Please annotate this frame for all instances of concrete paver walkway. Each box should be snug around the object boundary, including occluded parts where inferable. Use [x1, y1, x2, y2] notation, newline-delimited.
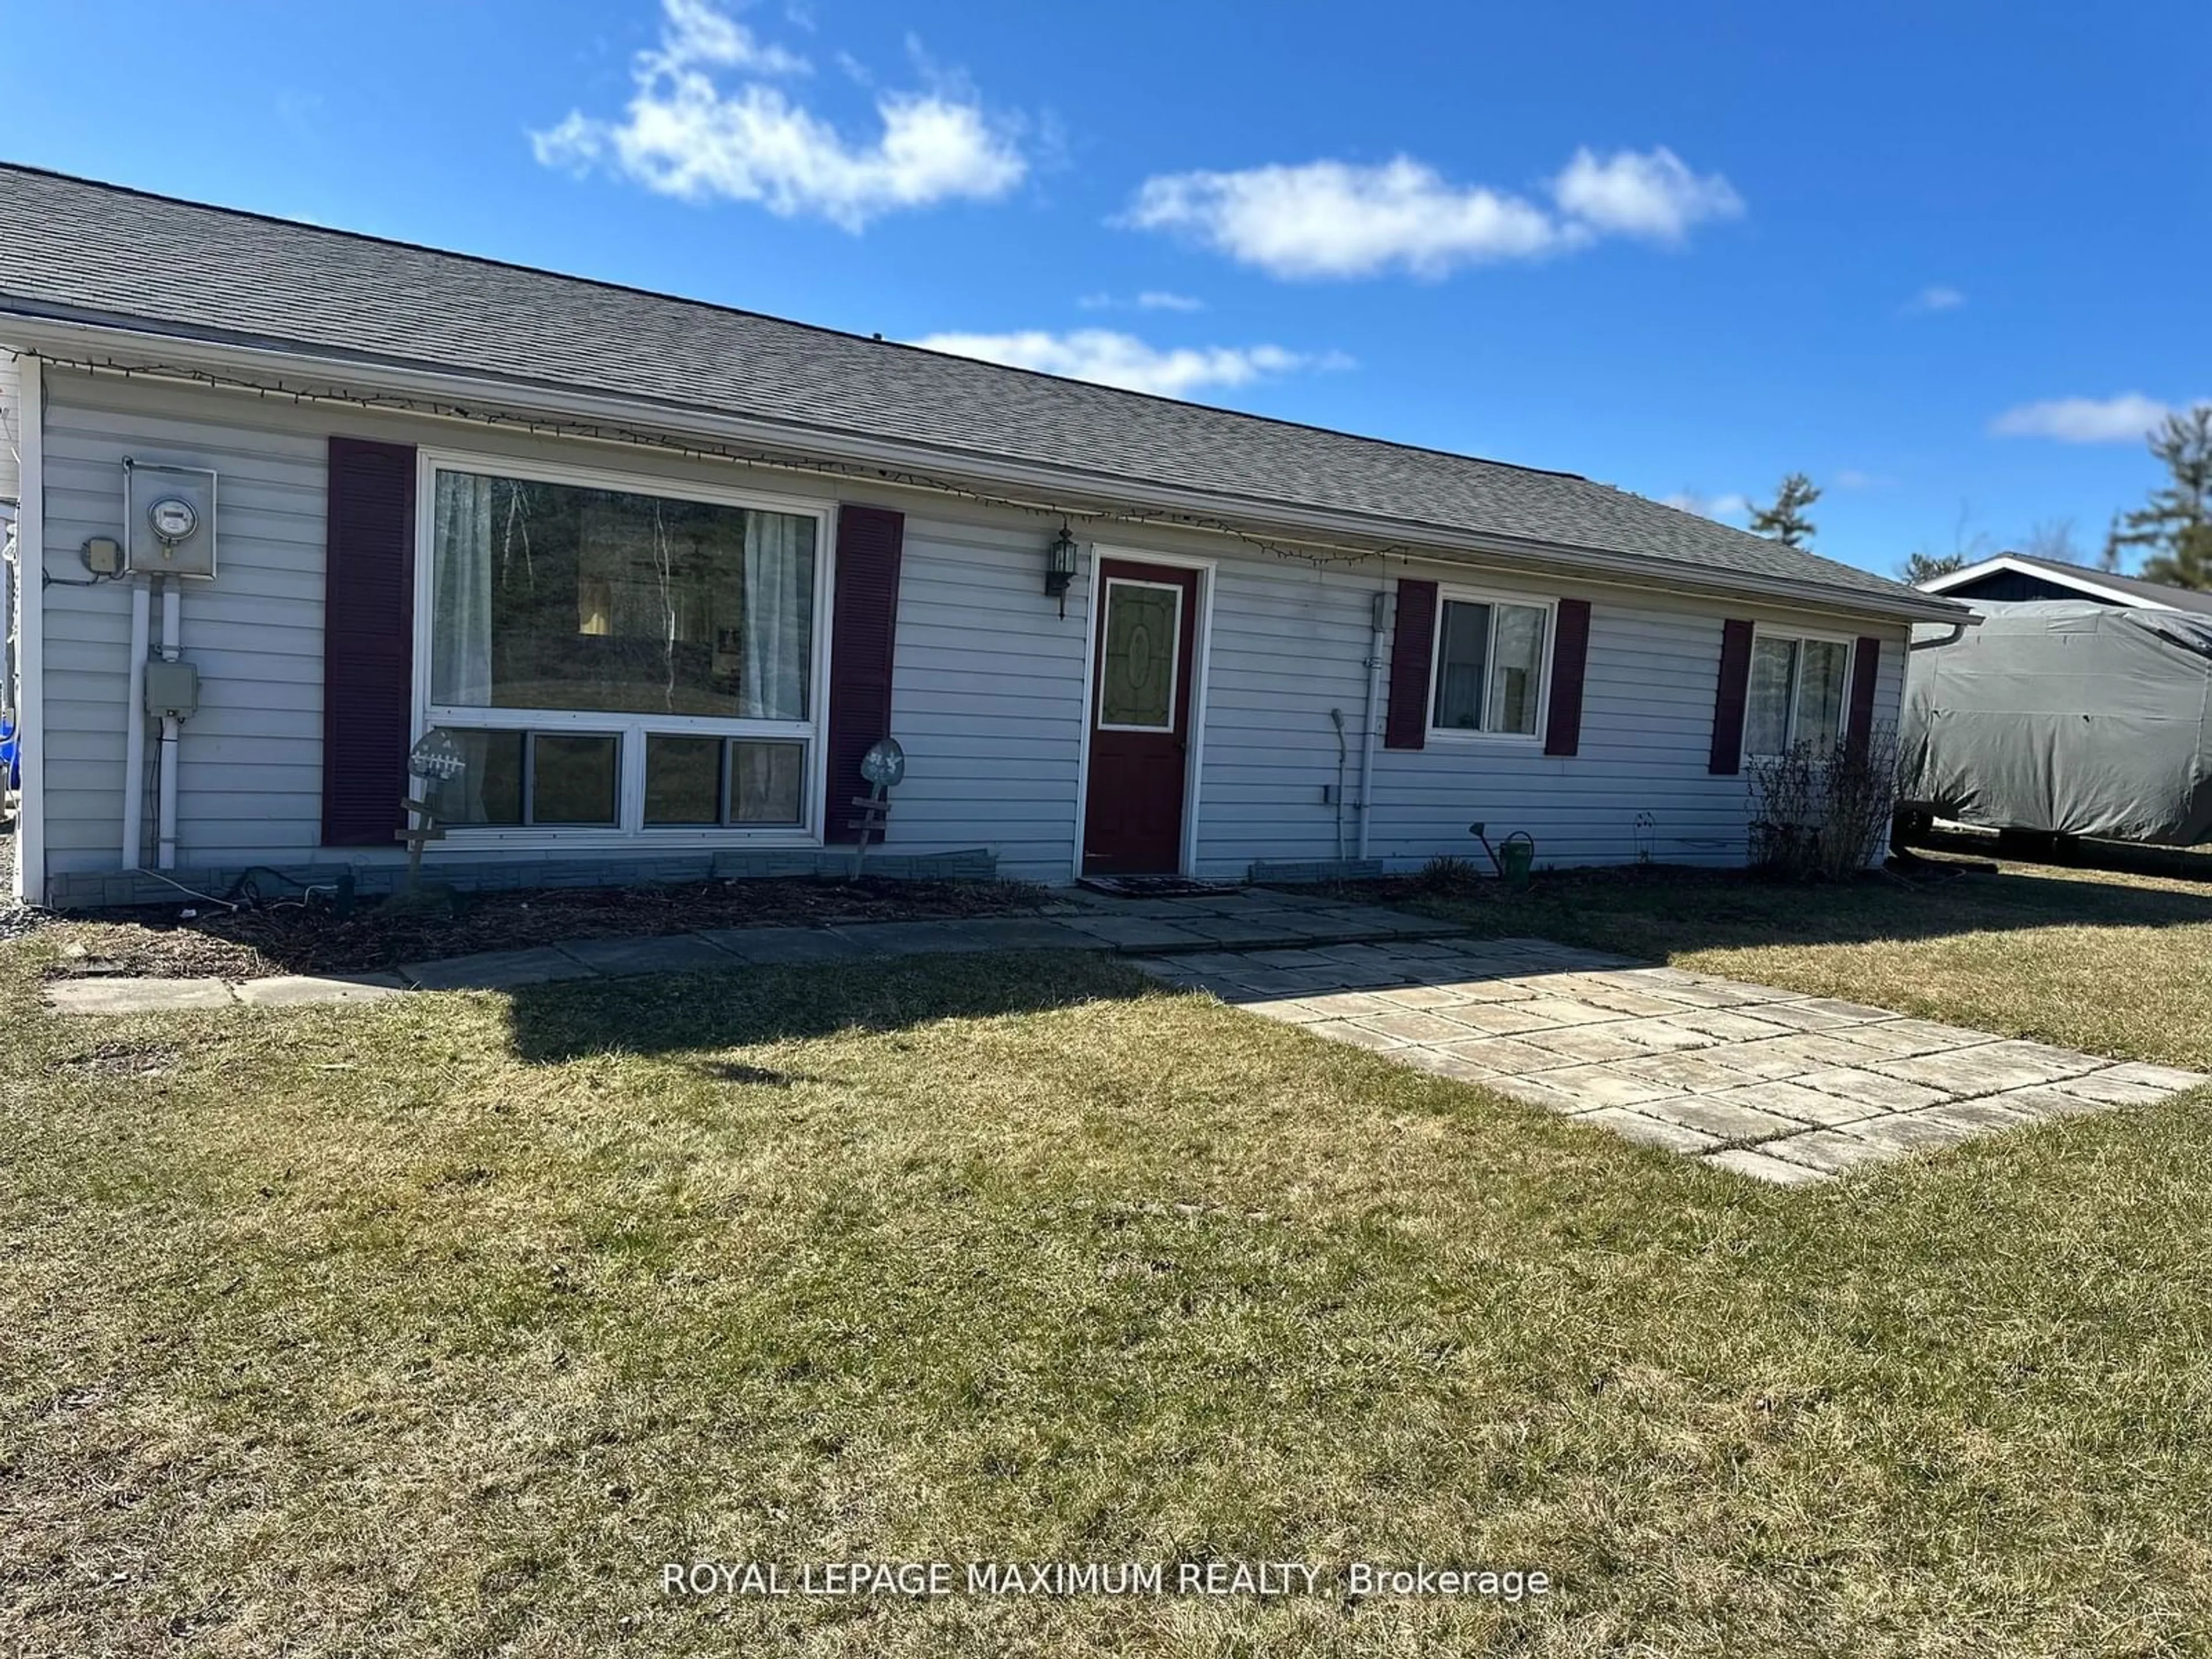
[1127, 938, 2206, 1183]
[41, 886, 1458, 1010]
[40, 888, 2203, 1184]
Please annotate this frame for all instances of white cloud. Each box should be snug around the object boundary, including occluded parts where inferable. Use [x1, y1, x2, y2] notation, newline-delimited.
[1990, 393, 2172, 444]
[1077, 290, 1206, 313]
[533, 0, 1025, 230]
[1123, 146, 1741, 279]
[654, 0, 809, 74]
[1661, 490, 1751, 522]
[1125, 158, 1562, 279]
[1904, 284, 1965, 315]
[1550, 146, 1744, 241]
[1835, 469, 1885, 489]
[907, 328, 1350, 398]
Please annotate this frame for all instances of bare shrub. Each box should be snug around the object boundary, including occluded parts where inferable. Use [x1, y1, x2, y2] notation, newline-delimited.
[1418, 855, 1485, 896]
[1748, 726, 1900, 881]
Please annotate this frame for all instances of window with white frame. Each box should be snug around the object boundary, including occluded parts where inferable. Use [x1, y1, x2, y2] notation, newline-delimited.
[418, 459, 825, 836]
[1744, 632, 1851, 757]
[1429, 592, 1552, 737]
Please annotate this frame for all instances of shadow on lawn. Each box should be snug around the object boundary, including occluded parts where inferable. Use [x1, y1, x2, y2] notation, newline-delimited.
[501, 948, 1147, 1066]
[1368, 862, 2212, 960]
[494, 864, 2212, 1064]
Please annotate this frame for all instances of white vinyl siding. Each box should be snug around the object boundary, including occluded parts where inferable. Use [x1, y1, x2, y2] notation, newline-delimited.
[31, 366, 1911, 889]
[1195, 565, 1907, 876]
[38, 373, 330, 871]
[31, 371, 1094, 884]
[874, 512, 1090, 882]
[1190, 558, 1377, 871]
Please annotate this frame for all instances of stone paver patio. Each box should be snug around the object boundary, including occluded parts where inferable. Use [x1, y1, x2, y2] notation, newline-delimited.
[39, 885, 2205, 1184]
[1127, 937, 2207, 1184]
[40, 885, 1459, 1009]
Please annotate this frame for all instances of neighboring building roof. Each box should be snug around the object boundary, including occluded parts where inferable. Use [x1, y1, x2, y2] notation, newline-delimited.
[0, 163, 1952, 619]
[1919, 552, 2212, 616]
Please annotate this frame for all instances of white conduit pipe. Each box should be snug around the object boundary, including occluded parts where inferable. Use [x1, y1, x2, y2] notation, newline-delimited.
[120, 579, 150, 869]
[157, 578, 181, 869]
[1355, 586, 1387, 860]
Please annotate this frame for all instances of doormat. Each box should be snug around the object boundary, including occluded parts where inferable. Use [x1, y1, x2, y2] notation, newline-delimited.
[1078, 875, 1242, 899]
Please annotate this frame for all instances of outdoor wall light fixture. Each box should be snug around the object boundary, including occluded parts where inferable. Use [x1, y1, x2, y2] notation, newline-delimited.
[1045, 525, 1078, 613]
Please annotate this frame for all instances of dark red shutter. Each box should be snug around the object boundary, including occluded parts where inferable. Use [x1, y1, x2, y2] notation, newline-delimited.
[823, 503, 905, 843]
[1384, 578, 1438, 750]
[320, 437, 418, 846]
[1709, 618, 1755, 776]
[1543, 598, 1592, 756]
[1846, 635, 1882, 756]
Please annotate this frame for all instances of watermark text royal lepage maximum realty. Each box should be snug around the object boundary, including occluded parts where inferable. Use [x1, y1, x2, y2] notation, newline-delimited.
[662, 1560, 1551, 1601]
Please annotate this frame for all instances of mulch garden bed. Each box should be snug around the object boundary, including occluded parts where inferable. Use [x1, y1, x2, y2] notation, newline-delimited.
[42, 876, 1046, 982]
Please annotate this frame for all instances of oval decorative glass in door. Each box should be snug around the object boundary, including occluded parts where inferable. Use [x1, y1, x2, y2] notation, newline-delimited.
[1099, 580, 1182, 730]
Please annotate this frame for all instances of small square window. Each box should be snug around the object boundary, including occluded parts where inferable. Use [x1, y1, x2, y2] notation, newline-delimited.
[1745, 634, 1851, 757]
[645, 734, 724, 826]
[429, 729, 525, 825]
[730, 740, 805, 825]
[530, 734, 619, 825]
[1431, 596, 1550, 736]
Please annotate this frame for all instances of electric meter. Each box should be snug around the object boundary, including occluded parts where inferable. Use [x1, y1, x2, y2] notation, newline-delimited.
[148, 496, 200, 542]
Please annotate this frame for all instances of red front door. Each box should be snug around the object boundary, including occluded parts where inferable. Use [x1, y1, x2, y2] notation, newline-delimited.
[1083, 560, 1199, 875]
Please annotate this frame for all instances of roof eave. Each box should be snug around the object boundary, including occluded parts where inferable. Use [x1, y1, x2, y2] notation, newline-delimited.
[1, 306, 1975, 627]
[1921, 553, 2176, 612]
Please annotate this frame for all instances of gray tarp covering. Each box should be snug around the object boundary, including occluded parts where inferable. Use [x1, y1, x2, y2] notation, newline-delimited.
[1900, 601, 2212, 846]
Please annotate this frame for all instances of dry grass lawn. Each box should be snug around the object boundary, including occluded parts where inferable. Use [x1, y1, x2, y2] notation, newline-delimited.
[5, 863, 2212, 1656]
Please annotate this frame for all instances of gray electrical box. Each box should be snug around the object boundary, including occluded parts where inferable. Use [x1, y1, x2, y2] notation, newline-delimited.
[123, 461, 218, 579]
[144, 659, 200, 721]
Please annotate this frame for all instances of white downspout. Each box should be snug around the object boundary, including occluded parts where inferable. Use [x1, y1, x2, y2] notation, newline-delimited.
[1355, 585, 1387, 860]
[121, 578, 150, 868]
[157, 577, 180, 869]
[9, 354, 44, 906]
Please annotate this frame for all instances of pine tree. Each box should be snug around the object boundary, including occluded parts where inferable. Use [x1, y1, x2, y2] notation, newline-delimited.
[1900, 551, 1964, 585]
[1749, 474, 1820, 547]
[2107, 404, 2212, 589]
[2097, 520, 2124, 574]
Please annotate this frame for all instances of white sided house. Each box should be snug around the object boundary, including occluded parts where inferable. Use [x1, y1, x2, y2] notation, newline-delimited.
[0, 168, 1969, 908]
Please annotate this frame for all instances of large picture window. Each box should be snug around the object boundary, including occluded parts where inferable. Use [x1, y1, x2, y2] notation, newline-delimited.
[1429, 593, 1552, 738]
[418, 457, 827, 839]
[1745, 632, 1851, 757]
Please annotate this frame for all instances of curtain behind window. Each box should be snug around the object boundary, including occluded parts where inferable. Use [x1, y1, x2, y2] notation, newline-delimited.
[1488, 604, 1548, 734]
[1795, 639, 1849, 744]
[1433, 602, 1490, 729]
[431, 472, 495, 707]
[1746, 637, 1797, 756]
[739, 510, 815, 721]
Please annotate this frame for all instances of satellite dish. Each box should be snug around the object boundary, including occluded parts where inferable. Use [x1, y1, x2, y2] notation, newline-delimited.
[859, 736, 906, 788]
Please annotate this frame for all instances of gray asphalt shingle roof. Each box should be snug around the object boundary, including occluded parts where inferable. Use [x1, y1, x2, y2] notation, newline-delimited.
[0, 164, 1936, 613]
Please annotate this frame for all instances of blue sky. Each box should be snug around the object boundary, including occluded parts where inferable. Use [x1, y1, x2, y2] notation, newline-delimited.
[3, 0, 2205, 576]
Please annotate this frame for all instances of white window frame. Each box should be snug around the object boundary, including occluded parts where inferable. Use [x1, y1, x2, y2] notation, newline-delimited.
[1425, 584, 1558, 745]
[410, 447, 835, 849]
[1094, 577, 1187, 734]
[1743, 625, 1857, 760]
